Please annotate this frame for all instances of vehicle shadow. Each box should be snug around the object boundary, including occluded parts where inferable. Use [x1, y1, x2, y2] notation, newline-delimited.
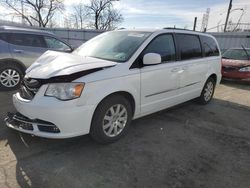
[221, 79, 250, 91]
[1, 96, 250, 188]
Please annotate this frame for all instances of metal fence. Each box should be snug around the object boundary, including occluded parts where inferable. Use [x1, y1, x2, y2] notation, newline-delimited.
[43, 29, 250, 52]
[45, 29, 250, 52]
[209, 32, 250, 52]
[207, 23, 250, 33]
[43, 28, 103, 48]
[0, 20, 249, 52]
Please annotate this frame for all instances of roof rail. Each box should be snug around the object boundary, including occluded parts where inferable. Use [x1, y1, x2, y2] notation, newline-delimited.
[163, 27, 204, 33]
[0, 25, 54, 35]
[163, 27, 189, 30]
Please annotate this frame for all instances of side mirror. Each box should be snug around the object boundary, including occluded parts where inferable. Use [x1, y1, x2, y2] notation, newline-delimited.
[143, 53, 161, 65]
[65, 47, 74, 53]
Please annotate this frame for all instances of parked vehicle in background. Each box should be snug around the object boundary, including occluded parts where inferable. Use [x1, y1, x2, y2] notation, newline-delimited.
[5, 29, 221, 143]
[0, 26, 73, 90]
[222, 48, 250, 82]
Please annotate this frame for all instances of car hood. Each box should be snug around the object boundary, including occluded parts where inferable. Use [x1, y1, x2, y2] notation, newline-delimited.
[25, 51, 117, 79]
[222, 58, 250, 67]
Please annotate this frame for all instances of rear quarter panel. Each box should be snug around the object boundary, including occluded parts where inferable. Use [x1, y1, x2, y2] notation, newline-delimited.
[200, 34, 222, 86]
[203, 56, 222, 86]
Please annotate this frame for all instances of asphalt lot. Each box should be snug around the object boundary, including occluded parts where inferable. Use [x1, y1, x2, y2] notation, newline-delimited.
[0, 81, 250, 188]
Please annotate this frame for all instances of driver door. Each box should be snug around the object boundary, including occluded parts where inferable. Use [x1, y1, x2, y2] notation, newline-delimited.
[140, 34, 181, 115]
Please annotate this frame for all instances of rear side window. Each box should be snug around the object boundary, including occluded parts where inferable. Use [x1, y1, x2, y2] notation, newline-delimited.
[9, 33, 46, 48]
[176, 34, 202, 60]
[200, 36, 219, 57]
[143, 34, 176, 62]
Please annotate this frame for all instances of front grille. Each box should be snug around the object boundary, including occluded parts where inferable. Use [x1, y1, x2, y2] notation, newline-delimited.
[20, 78, 41, 100]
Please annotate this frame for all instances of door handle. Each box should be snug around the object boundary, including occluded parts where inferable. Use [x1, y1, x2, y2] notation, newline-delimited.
[13, 49, 24, 53]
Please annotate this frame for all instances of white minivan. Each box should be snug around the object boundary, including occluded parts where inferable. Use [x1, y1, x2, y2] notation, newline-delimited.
[5, 29, 221, 143]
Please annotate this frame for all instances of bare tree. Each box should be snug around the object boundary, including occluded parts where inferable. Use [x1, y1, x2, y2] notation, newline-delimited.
[0, 0, 64, 27]
[85, 0, 123, 30]
[72, 2, 86, 29]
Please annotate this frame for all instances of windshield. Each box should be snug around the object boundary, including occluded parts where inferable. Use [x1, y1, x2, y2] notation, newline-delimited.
[74, 31, 151, 62]
[222, 49, 250, 60]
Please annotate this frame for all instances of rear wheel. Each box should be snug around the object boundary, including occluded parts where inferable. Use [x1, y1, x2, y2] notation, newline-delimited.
[90, 95, 133, 144]
[0, 63, 23, 91]
[198, 77, 216, 105]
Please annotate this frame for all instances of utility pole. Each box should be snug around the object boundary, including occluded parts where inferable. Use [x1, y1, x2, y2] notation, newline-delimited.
[193, 17, 197, 31]
[224, 0, 233, 32]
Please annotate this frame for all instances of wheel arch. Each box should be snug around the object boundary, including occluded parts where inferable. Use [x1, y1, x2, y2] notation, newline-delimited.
[209, 73, 217, 83]
[92, 90, 136, 120]
[0, 58, 26, 73]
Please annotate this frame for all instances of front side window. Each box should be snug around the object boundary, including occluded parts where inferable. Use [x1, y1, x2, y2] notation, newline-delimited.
[176, 34, 202, 60]
[201, 36, 219, 57]
[9, 33, 46, 48]
[143, 34, 176, 63]
[74, 31, 151, 62]
[44, 36, 71, 51]
[222, 49, 250, 60]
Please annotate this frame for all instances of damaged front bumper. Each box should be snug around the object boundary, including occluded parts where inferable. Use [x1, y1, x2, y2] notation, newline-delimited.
[4, 92, 95, 139]
[5, 112, 60, 136]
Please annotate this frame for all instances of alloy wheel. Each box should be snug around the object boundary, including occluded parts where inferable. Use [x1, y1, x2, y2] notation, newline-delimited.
[0, 69, 21, 88]
[204, 81, 214, 102]
[102, 104, 128, 137]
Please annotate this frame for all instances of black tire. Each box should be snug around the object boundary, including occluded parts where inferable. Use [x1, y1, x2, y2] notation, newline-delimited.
[90, 95, 133, 144]
[0, 63, 24, 91]
[198, 77, 216, 105]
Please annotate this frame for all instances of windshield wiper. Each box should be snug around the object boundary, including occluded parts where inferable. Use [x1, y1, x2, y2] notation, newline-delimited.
[241, 45, 250, 60]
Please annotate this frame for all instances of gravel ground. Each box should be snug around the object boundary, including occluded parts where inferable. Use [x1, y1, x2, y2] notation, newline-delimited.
[0, 80, 250, 188]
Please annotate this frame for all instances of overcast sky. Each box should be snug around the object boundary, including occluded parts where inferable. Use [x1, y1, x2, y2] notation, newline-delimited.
[1, 0, 250, 31]
[66, 0, 250, 31]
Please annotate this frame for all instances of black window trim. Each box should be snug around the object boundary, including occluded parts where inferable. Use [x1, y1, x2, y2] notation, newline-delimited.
[130, 33, 177, 69]
[174, 33, 203, 61]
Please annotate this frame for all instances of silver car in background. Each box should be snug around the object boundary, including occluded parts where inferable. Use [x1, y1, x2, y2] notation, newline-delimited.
[0, 26, 73, 90]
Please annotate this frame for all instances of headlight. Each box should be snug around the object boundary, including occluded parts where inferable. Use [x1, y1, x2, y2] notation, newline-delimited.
[45, 83, 85, 100]
[239, 67, 250, 72]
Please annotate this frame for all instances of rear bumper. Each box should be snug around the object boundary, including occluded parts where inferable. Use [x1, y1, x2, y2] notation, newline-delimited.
[5, 92, 95, 139]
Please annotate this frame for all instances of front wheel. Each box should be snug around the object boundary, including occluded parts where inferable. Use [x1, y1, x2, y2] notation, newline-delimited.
[198, 77, 216, 105]
[90, 95, 133, 144]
